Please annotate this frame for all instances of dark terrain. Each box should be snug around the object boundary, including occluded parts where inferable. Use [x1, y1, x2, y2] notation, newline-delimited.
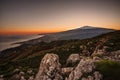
[0, 29, 120, 80]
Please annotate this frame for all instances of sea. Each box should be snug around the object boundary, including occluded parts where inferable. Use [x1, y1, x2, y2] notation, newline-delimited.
[0, 34, 43, 51]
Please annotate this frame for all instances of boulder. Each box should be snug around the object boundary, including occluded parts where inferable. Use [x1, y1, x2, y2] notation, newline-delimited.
[0, 78, 4, 80]
[81, 76, 94, 80]
[92, 49, 104, 56]
[66, 54, 80, 66]
[0, 75, 4, 80]
[13, 68, 20, 74]
[81, 77, 88, 80]
[94, 71, 102, 80]
[62, 67, 73, 74]
[93, 56, 101, 62]
[80, 45, 86, 50]
[20, 76, 26, 80]
[28, 75, 34, 80]
[19, 71, 25, 76]
[27, 69, 33, 74]
[87, 76, 94, 80]
[66, 58, 95, 80]
[35, 53, 63, 80]
[10, 74, 21, 80]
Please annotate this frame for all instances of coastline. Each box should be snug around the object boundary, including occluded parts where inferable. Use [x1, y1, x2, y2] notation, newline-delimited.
[0, 34, 44, 51]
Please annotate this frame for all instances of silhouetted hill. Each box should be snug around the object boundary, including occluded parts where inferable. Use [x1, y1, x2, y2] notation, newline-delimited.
[21, 26, 114, 44]
[53, 26, 114, 40]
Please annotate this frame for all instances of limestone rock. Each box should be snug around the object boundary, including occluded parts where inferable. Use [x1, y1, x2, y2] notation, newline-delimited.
[62, 67, 73, 74]
[0, 78, 4, 80]
[80, 45, 86, 50]
[87, 76, 94, 80]
[27, 69, 33, 74]
[13, 68, 20, 74]
[66, 58, 95, 80]
[92, 49, 104, 56]
[66, 54, 80, 66]
[19, 71, 25, 76]
[94, 71, 102, 80]
[20, 76, 26, 80]
[10, 67, 26, 80]
[35, 53, 63, 80]
[10, 74, 21, 80]
[93, 56, 101, 62]
[0, 75, 4, 80]
[81, 76, 94, 80]
[28, 75, 34, 80]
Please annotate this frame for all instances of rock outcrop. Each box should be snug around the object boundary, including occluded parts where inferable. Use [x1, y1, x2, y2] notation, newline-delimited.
[80, 71, 102, 80]
[8, 53, 103, 80]
[62, 67, 73, 76]
[0, 75, 4, 80]
[35, 53, 63, 80]
[66, 54, 80, 66]
[35, 53, 102, 80]
[66, 58, 95, 80]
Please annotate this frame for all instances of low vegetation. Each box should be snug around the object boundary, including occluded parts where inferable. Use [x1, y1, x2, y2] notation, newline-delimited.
[95, 60, 120, 80]
[0, 30, 120, 79]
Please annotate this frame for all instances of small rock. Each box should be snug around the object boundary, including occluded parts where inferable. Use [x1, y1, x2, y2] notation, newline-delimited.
[81, 77, 87, 80]
[62, 67, 73, 74]
[19, 71, 25, 76]
[13, 68, 20, 74]
[10, 74, 21, 80]
[20, 76, 26, 80]
[94, 71, 102, 80]
[88, 76, 94, 80]
[0, 75, 4, 80]
[0, 75, 3, 78]
[93, 56, 101, 62]
[28, 75, 34, 80]
[66, 54, 80, 66]
[27, 69, 33, 74]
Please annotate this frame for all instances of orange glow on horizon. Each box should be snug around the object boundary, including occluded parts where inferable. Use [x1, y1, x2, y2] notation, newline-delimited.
[0, 29, 65, 35]
[0, 26, 119, 35]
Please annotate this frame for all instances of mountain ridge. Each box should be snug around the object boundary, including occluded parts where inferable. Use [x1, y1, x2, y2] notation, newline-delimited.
[21, 26, 114, 44]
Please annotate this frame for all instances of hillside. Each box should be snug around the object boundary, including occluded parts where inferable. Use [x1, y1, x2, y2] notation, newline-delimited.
[20, 26, 114, 44]
[0, 30, 120, 80]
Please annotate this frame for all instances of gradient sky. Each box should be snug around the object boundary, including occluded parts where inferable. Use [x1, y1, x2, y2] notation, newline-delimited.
[0, 0, 120, 34]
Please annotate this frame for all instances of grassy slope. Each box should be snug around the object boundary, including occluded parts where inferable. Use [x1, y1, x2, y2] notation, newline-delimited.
[0, 30, 120, 79]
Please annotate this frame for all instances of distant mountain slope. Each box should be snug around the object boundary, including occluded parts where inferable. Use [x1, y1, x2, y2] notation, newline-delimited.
[51, 26, 114, 40]
[22, 26, 114, 44]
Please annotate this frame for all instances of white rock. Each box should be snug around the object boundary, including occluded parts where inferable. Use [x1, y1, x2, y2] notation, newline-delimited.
[67, 54, 80, 65]
[35, 53, 63, 80]
[66, 58, 95, 80]
[94, 71, 102, 80]
[62, 67, 73, 74]
[20, 76, 26, 80]
[27, 69, 33, 74]
[28, 75, 34, 80]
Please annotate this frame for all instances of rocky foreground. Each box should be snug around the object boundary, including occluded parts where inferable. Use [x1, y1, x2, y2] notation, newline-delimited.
[1, 49, 120, 80]
[35, 53, 103, 80]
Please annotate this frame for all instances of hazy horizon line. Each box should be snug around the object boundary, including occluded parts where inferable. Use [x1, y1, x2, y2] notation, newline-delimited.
[0, 26, 119, 35]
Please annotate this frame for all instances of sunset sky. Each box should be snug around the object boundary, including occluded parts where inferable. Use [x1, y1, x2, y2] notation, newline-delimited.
[0, 0, 120, 34]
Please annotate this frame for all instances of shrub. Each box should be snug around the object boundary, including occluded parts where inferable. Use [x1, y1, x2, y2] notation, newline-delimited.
[95, 60, 120, 80]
